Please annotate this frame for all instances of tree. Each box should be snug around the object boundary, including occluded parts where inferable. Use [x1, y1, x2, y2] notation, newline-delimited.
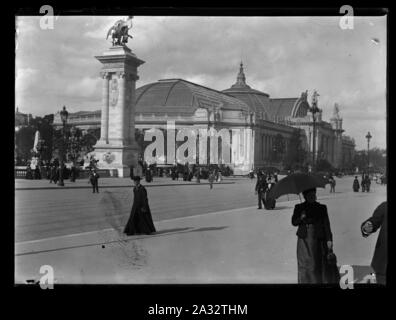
[80, 131, 97, 154]
[15, 126, 36, 163]
[353, 148, 386, 173]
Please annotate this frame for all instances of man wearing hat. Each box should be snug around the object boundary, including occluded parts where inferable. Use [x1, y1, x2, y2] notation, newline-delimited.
[89, 168, 100, 193]
[124, 176, 156, 235]
[255, 173, 268, 209]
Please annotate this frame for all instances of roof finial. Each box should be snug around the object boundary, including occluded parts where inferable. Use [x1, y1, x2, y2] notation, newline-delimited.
[236, 61, 246, 86]
[229, 60, 251, 89]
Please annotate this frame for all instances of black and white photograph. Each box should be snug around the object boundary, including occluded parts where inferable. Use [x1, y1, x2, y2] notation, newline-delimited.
[14, 9, 387, 287]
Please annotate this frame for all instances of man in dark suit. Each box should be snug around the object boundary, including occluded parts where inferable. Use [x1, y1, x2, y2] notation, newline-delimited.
[89, 169, 100, 193]
[361, 201, 387, 285]
[255, 174, 268, 209]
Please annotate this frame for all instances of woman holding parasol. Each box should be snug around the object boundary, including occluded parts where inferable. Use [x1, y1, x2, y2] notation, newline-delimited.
[267, 173, 339, 284]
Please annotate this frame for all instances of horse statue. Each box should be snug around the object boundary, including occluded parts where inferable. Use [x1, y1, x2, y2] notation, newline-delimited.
[106, 16, 133, 46]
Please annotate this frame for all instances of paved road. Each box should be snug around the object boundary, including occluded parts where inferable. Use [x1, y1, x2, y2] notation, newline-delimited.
[15, 178, 386, 284]
[15, 176, 383, 242]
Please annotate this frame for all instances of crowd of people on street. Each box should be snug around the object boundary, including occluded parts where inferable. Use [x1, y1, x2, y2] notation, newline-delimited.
[137, 161, 228, 186]
[353, 173, 373, 192]
[22, 155, 99, 183]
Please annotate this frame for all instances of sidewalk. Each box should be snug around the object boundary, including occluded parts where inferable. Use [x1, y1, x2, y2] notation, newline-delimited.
[15, 201, 302, 284]
[15, 176, 239, 190]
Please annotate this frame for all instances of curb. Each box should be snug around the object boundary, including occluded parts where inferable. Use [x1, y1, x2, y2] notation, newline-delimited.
[15, 181, 236, 191]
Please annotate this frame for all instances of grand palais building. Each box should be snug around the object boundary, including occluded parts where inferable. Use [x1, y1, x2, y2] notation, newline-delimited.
[54, 63, 355, 174]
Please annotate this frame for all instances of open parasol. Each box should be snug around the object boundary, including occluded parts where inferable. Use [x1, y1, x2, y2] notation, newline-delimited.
[267, 173, 328, 200]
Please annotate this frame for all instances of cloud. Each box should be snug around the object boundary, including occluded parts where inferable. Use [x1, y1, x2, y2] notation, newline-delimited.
[65, 77, 101, 98]
[15, 16, 387, 150]
[15, 68, 39, 93]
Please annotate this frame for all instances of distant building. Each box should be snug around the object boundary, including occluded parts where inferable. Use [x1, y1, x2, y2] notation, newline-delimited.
[15, 107, 32, 128]
[53, 110, 101, 133]
[53, 63, 355, 173]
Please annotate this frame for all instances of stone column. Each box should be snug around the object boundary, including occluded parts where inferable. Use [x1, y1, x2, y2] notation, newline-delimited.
[243, 128, 248, 165]
[128, 74, 138, 146]
[99, 71, 110, 143]
[94, 45, 145, 177]
[117, 71, 126, 145]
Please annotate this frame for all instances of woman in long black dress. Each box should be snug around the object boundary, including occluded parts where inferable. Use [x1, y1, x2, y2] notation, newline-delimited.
[124, 176, 156, 236]
[292, 188, 335, 283]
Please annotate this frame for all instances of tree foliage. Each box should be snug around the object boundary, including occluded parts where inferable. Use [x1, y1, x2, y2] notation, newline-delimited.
[352, 148, 386, 172]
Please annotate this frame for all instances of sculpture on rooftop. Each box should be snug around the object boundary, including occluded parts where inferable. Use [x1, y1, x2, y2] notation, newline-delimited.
[311, 90, 319, 107]
[106, 16, 133, 46]
[333, 103, 341, 118]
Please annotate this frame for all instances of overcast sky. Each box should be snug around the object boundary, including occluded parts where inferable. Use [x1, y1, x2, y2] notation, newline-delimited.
[15, 15, 386, 150]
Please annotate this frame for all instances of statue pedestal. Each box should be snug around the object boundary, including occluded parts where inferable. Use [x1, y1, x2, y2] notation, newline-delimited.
[93, 45, 145, 178]
[93, 142, 140, 177]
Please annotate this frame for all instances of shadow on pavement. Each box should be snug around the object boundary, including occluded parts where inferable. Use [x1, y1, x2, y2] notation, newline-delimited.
[189, 226, 228, 233]
[154, 227, 192, 235]
[269, 206, 291, 211]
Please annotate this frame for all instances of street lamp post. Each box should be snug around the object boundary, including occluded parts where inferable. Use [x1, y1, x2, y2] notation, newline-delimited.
[58, 106, 69, 186]
[308, 90, 320, 172]
[69, 126, 81, 182]
[15, 126, 20, 164]
[366, 131, 372, 175]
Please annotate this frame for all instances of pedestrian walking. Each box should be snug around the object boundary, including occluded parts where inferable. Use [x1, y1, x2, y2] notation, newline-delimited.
[329, 176, 336, 193]
[70, 165, 76, 182]
[34, 166, 41, 180]
[196, 168, 201, 183]
[255, 174, 268, 209]
[292, 188, 337, 284]
[361, 174, 366, 192]
[361, 201, 387, 284]
[53, 165, 59, 184]
[25, 164, 33, 180]
[353, 176, 360, 192]
[208, 171, 215, 189]
[124, 176, 156, 235]
[89, 169, 100, 193]
[45, 162, 51, 180]
[264, 178, 276, 209]
[364, 175, 371, 192]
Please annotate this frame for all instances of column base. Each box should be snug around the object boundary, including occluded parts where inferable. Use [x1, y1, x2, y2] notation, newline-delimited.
[92, 143, 140, 178]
